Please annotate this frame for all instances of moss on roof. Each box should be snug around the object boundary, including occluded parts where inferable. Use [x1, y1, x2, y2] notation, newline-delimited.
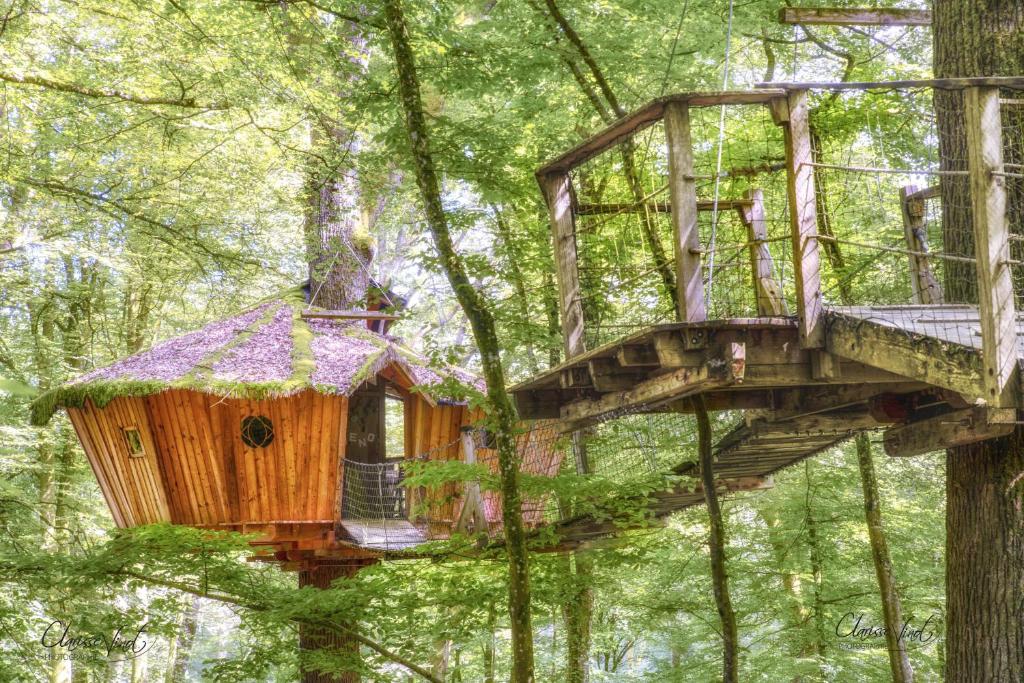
[31, 288, 479, 426]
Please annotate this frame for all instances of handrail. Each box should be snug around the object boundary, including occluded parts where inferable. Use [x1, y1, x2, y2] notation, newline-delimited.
[535, 89, 787, 176]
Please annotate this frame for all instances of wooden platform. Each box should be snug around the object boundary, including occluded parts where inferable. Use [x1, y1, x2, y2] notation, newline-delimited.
[511, 305, 1024, 547]
[337, 518, 427, 551]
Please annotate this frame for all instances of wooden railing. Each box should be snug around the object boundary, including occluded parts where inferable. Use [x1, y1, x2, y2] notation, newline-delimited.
[537, 77, 1024, 407]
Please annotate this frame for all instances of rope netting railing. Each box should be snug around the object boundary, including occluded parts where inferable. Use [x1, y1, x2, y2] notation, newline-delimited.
[337, 408, 718, 552]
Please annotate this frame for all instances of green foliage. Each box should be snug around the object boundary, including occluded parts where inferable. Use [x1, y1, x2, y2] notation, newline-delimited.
[0, 0, 950, 680]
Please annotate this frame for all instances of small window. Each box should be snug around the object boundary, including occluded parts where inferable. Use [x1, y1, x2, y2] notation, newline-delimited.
[241, 415, 275, 448]
[122, 427, 145, 458]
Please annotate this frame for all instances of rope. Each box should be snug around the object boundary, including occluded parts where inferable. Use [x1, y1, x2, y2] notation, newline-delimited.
[705, 0, 736, 309]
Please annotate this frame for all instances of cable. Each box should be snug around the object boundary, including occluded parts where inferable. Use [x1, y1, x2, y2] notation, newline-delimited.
[706, 0, 736, 309]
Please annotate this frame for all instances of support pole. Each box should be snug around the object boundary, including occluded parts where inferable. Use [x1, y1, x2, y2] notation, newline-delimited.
[964, 87, 1018, 406]
[664, 101, 706, 322]
[740, 188, 787, 316]
[779, 90, 825, 348]
[540, 172, 587, 359]
[899, 185, 944, 305]
[455, 428, 488, 535]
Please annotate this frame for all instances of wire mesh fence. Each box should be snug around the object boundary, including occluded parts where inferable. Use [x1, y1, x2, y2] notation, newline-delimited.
[559, 85, 1024, 355]
[569, 103, 795, 348]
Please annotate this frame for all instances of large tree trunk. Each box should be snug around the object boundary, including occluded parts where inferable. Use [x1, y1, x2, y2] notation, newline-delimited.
[383, 2, 536, 680]
[933, 2, 1024, 680]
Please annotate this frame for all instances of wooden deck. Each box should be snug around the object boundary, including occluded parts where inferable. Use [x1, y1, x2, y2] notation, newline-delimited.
[337, 518, 427, 551]
[511, 305, 1023, 547]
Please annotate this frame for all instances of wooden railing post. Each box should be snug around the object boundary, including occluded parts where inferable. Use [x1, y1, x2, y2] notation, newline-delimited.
[964, 86, 1018, 406]
[664, 101, 706, 322]
[540, 172, 587, 358]
[740, 188, 787, 316]
[899, 185, 944, 305]
[455, 428, 487, 535]
[777, 90, 824, 349]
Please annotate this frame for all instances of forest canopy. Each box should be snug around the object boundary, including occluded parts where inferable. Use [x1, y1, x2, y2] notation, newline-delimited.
[0, 0, 1003, 681]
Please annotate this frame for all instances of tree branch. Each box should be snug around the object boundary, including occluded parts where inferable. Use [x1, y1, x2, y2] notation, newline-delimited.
[0, 70, 228, 109]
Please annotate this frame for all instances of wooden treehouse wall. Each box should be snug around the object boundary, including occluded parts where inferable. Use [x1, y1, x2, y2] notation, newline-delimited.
[69, 386, 565, 542]
[69, 389, 348, 529]
[68, 396, 170, 527]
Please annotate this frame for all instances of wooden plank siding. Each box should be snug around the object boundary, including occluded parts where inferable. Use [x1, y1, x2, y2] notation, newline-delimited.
[67, 397, 170, 527]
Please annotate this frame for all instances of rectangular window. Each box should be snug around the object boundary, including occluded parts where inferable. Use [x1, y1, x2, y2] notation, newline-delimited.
[122, 427, 145, 458]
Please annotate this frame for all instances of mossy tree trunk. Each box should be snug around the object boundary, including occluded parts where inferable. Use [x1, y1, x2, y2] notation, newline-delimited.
[934, 2, 1024, 680]
[383, 1, 535, 680]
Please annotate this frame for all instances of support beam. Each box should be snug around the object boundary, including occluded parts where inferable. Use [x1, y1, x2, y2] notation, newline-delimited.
[964, 87, 1018, 407]
[826, 312, 987, 399]
[664, 101, 706, 322]
[780, 90, 824, 348]
[740, 189, 787, 316]
[540, 172, 587, 358]
[778, 7, 931, 27]
[899, 185, 943, 305]
[884, 407, 1016, 457]
[560, 343, 745, 428]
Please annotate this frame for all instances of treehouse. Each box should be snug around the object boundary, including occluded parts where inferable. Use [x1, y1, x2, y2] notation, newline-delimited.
[31, 289, 564, 569]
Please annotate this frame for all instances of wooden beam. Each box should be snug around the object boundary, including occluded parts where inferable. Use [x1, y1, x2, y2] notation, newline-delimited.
[616, 344, 660, 367]
[781, 90, 824, 348]
[664, 101, 705, 322]
[964, 86, 1018, 407]
[587, 358, 646, 392]
[574, 199, 752, 215]
[301, 310, 401, 321]
[826, 311, 988, 399]
[540, 172, 587, 358]
[899, 185, 943, 305]
[778, 7, 931, 26]
[884, 407, 1016, 457]
[559, 343, 745, 428]
[757, 77, 1024, 92]
[536, 90, 788, 176]
[740, 188, 787, 316]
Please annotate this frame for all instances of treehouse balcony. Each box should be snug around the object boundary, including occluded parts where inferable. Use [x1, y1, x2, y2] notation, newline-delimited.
[510, 78, 1024, 539]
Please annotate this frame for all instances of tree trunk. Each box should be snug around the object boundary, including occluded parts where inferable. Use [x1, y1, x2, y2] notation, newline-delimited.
[693, 395, 738, 683]
[168, 596, 200, 682]
[298, 562, 369, 683]
[855, 434, 913, 682]
[934, 2, 1024, 680]
[562, 552, 593, 683]
[383, 2, 535, 680]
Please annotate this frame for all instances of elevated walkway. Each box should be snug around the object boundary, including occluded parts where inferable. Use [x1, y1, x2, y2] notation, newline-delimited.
[513, 304, 1024, 546]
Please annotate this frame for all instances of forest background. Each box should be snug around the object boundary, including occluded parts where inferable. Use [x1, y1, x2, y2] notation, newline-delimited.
[0, 0, 949, 681]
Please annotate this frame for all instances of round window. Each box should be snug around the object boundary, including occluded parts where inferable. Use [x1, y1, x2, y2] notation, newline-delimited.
[241, 415, 274, 448]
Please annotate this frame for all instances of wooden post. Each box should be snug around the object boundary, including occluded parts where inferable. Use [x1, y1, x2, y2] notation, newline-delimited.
[779, 90, 824, 348]
[664, 101, 706, 322]
[740, 188, 787, 316]
[964, 86, 1017, 406]
[540, 172, 587, 358]
[455, 428, 487, 535]
[899, 185, 944, 305]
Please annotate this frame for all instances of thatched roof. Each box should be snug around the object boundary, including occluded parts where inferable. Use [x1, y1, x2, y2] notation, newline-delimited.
[31, 288, 479, 425]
